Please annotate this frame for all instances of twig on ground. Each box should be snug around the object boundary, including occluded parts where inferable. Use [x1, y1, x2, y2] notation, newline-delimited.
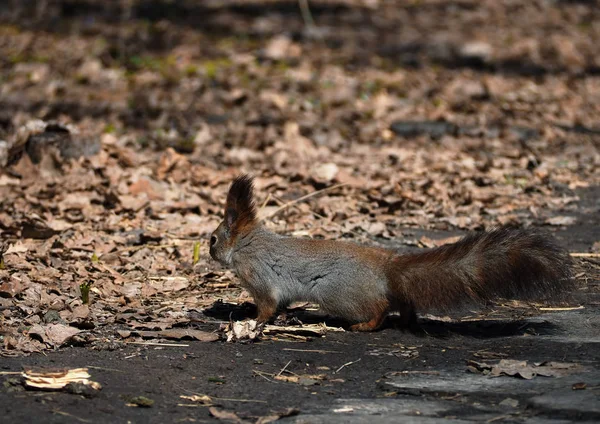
[85, 366, 124, 373]
[571, 253, 600, 258]
[271, 195, 368, 240]
[124, 341, 189, 347]
[259, 192, 272, 210]
[486, 415, 515, 423]
[282, 348, 341, 354]
[252, 369, 276, 383]
[52, 409, 91, 423]
[298, 0, 316, 28]
[103, 244, 182, 258]
[539, 306, 584, 311]
[177, 390, 269, 404]
[262, 183, 348, 220]
[276, 360, 292, 377]
[209, 396, 267, 404]
[335, 358, 362, 374]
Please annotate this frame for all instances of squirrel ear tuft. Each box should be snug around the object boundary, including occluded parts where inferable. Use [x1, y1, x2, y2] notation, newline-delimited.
[225, 207, 238, 228]
[225, 174, 257, 235]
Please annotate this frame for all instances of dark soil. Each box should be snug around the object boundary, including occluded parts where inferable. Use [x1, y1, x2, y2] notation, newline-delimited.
[1, 310, 599, 423]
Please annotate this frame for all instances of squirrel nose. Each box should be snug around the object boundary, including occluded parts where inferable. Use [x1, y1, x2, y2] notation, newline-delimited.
[210, 235, 217, 246]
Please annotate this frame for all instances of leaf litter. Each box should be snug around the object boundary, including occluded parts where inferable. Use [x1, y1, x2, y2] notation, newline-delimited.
[467, 359, 583, 380]
[0, 0, 599, 356]
[22, 367, 102, 392]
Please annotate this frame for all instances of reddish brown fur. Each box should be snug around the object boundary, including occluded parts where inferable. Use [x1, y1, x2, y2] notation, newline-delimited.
[350, 298, 389, 331]
[385, 228, 573, 314]
[225, 175, 258, 237]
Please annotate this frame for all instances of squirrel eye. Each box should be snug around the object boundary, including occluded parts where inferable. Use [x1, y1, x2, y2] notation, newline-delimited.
[210, 235, 217, 246]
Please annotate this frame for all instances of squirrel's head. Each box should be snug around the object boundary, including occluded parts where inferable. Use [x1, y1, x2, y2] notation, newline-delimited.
[210, 174, 258, 266]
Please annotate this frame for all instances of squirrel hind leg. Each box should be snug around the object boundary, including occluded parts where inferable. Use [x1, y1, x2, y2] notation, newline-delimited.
[349, 313, 387, 332]
[398, 305, 420, 332]
[349, 300, 389, 332]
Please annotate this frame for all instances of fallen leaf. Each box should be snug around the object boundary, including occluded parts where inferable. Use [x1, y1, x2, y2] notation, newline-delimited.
[0, 279, 23, 298]
[225, 320, 262, 342]
[71, 304, 90, 321]
[310, 163, 339, 184]
[180, 394, 213, 405]
[209, 406, 248, 423]
[22, 367, 101, 391]
[419, 235, 462, 248]
[545, 216, 577, 226]
[5, 242, 29, 255]
[127, 396, 154, 408]
[468, 359, 582, 379]
[274, 374, 326, 384]
[256, 408, 299, 424]
[44, 324, 81, 346]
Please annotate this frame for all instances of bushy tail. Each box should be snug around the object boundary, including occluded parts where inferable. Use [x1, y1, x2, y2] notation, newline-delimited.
[387, 227, 574, 313]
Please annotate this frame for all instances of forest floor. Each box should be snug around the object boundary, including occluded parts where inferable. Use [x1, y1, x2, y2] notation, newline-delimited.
[0, 1, 599, 422]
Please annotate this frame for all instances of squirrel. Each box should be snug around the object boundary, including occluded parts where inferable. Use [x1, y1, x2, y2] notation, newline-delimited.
[209, 175, 574, 331]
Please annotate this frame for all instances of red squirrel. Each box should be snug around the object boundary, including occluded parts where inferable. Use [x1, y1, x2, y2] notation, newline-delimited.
[209, 175, 573, 331]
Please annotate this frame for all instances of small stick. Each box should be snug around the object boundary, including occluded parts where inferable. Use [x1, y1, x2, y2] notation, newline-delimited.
[0, 371, 21, 375]
[102, 244, 182, 258]
[52, 409, 91, 423]
[253, 370, 276, 383]
[282, 348, 341, 354]
[124, 341, 189, 347]
[259, 192, 272, 210]
[388, 370, 441, 376]
[334, 358, 361, 374]
[271, 195, 367, 240]
[276, 360, 292, 377]
[570, 253, 600, 258]
[262, 183, 348, 220]
[212, 396, 267, 404]
[298, 0, 316, 28]
[486, 415, 513, 424]
[85, 366, 124, 373]
[177, 387, 268, 404]
[539, 306, 584, 311]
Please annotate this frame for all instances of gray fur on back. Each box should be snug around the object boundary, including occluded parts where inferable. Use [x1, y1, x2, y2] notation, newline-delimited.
[231, 227, 388, 322]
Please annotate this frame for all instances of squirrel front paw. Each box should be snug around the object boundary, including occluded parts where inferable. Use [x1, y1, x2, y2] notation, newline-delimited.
[255, 299, 277, 324]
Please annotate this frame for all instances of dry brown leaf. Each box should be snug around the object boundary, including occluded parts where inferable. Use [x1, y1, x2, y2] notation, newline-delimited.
[256, 408, 299, 424]
[44, 324, 81, 346]
[23, 367, 102, 390]
[180, 394, 213, 405]
[419, 235, 462, 248]
[274, 374, 326, 384]
[468, 359, 582, 380]
[71, 304, 90, 321]
[209, 406, 248, 423]
[0, 279, 24, 298]
[225, 320, 262, 342]
[545, 216, 577, 226]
